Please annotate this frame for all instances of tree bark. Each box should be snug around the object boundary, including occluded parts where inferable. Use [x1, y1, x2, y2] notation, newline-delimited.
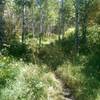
[75, 0, 80, 54]
[0, 0, 5, 47]
[22, 0, 25, 43]
[31, 0, 35, 37]
[61, 0, 64, 39]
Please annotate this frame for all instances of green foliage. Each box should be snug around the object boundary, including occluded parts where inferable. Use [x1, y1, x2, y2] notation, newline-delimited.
[0, 56, 19, 89]
[95, 12, 100, 25]
[8, 41, 33, 62]
[8, 41, 27, 57]
[0, 0, 100, 99]
[37, 43, 65, 70]
[0, 27, 100, 100]
[57, 34, 75, 56]
[0, 56, 62, 100]
[14, 0, 32, 7]
[88, 26, 100, 46]
[55, 27, 100, 100]
[57, 60, 100, 100]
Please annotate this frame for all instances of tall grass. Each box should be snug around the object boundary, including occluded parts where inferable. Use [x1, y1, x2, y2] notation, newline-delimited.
[0, 56, 63, 100]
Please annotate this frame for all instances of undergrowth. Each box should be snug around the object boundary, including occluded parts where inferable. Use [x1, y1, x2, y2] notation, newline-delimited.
[0, 55, 63, 100]
[0, 26, 100, 100]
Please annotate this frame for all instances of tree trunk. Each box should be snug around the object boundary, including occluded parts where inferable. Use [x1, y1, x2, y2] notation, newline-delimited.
[0, 0, 5, 47]
[32, 0, 35, 38]
[81, 0, 88, 44]
[75, 0, 80, 54]
[22, 0, 25, 43]
[61, 0, 64, 39]
[39, 6, 44, 47]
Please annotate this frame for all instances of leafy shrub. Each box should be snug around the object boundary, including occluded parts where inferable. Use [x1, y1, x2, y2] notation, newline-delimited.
[0, 58, 19, 89]
[0, 56, 62, 100]
[57, 35, 74, 56]
[8, 41, 28, 57]
[37, 44, 65, 70]
[8, 41, 34, 63]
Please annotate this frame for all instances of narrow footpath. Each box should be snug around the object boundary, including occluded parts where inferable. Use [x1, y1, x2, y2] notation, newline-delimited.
[55, 73, 75, 100]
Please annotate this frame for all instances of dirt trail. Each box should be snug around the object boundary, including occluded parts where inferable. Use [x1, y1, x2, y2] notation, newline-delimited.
[55, 73, 75, 100]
